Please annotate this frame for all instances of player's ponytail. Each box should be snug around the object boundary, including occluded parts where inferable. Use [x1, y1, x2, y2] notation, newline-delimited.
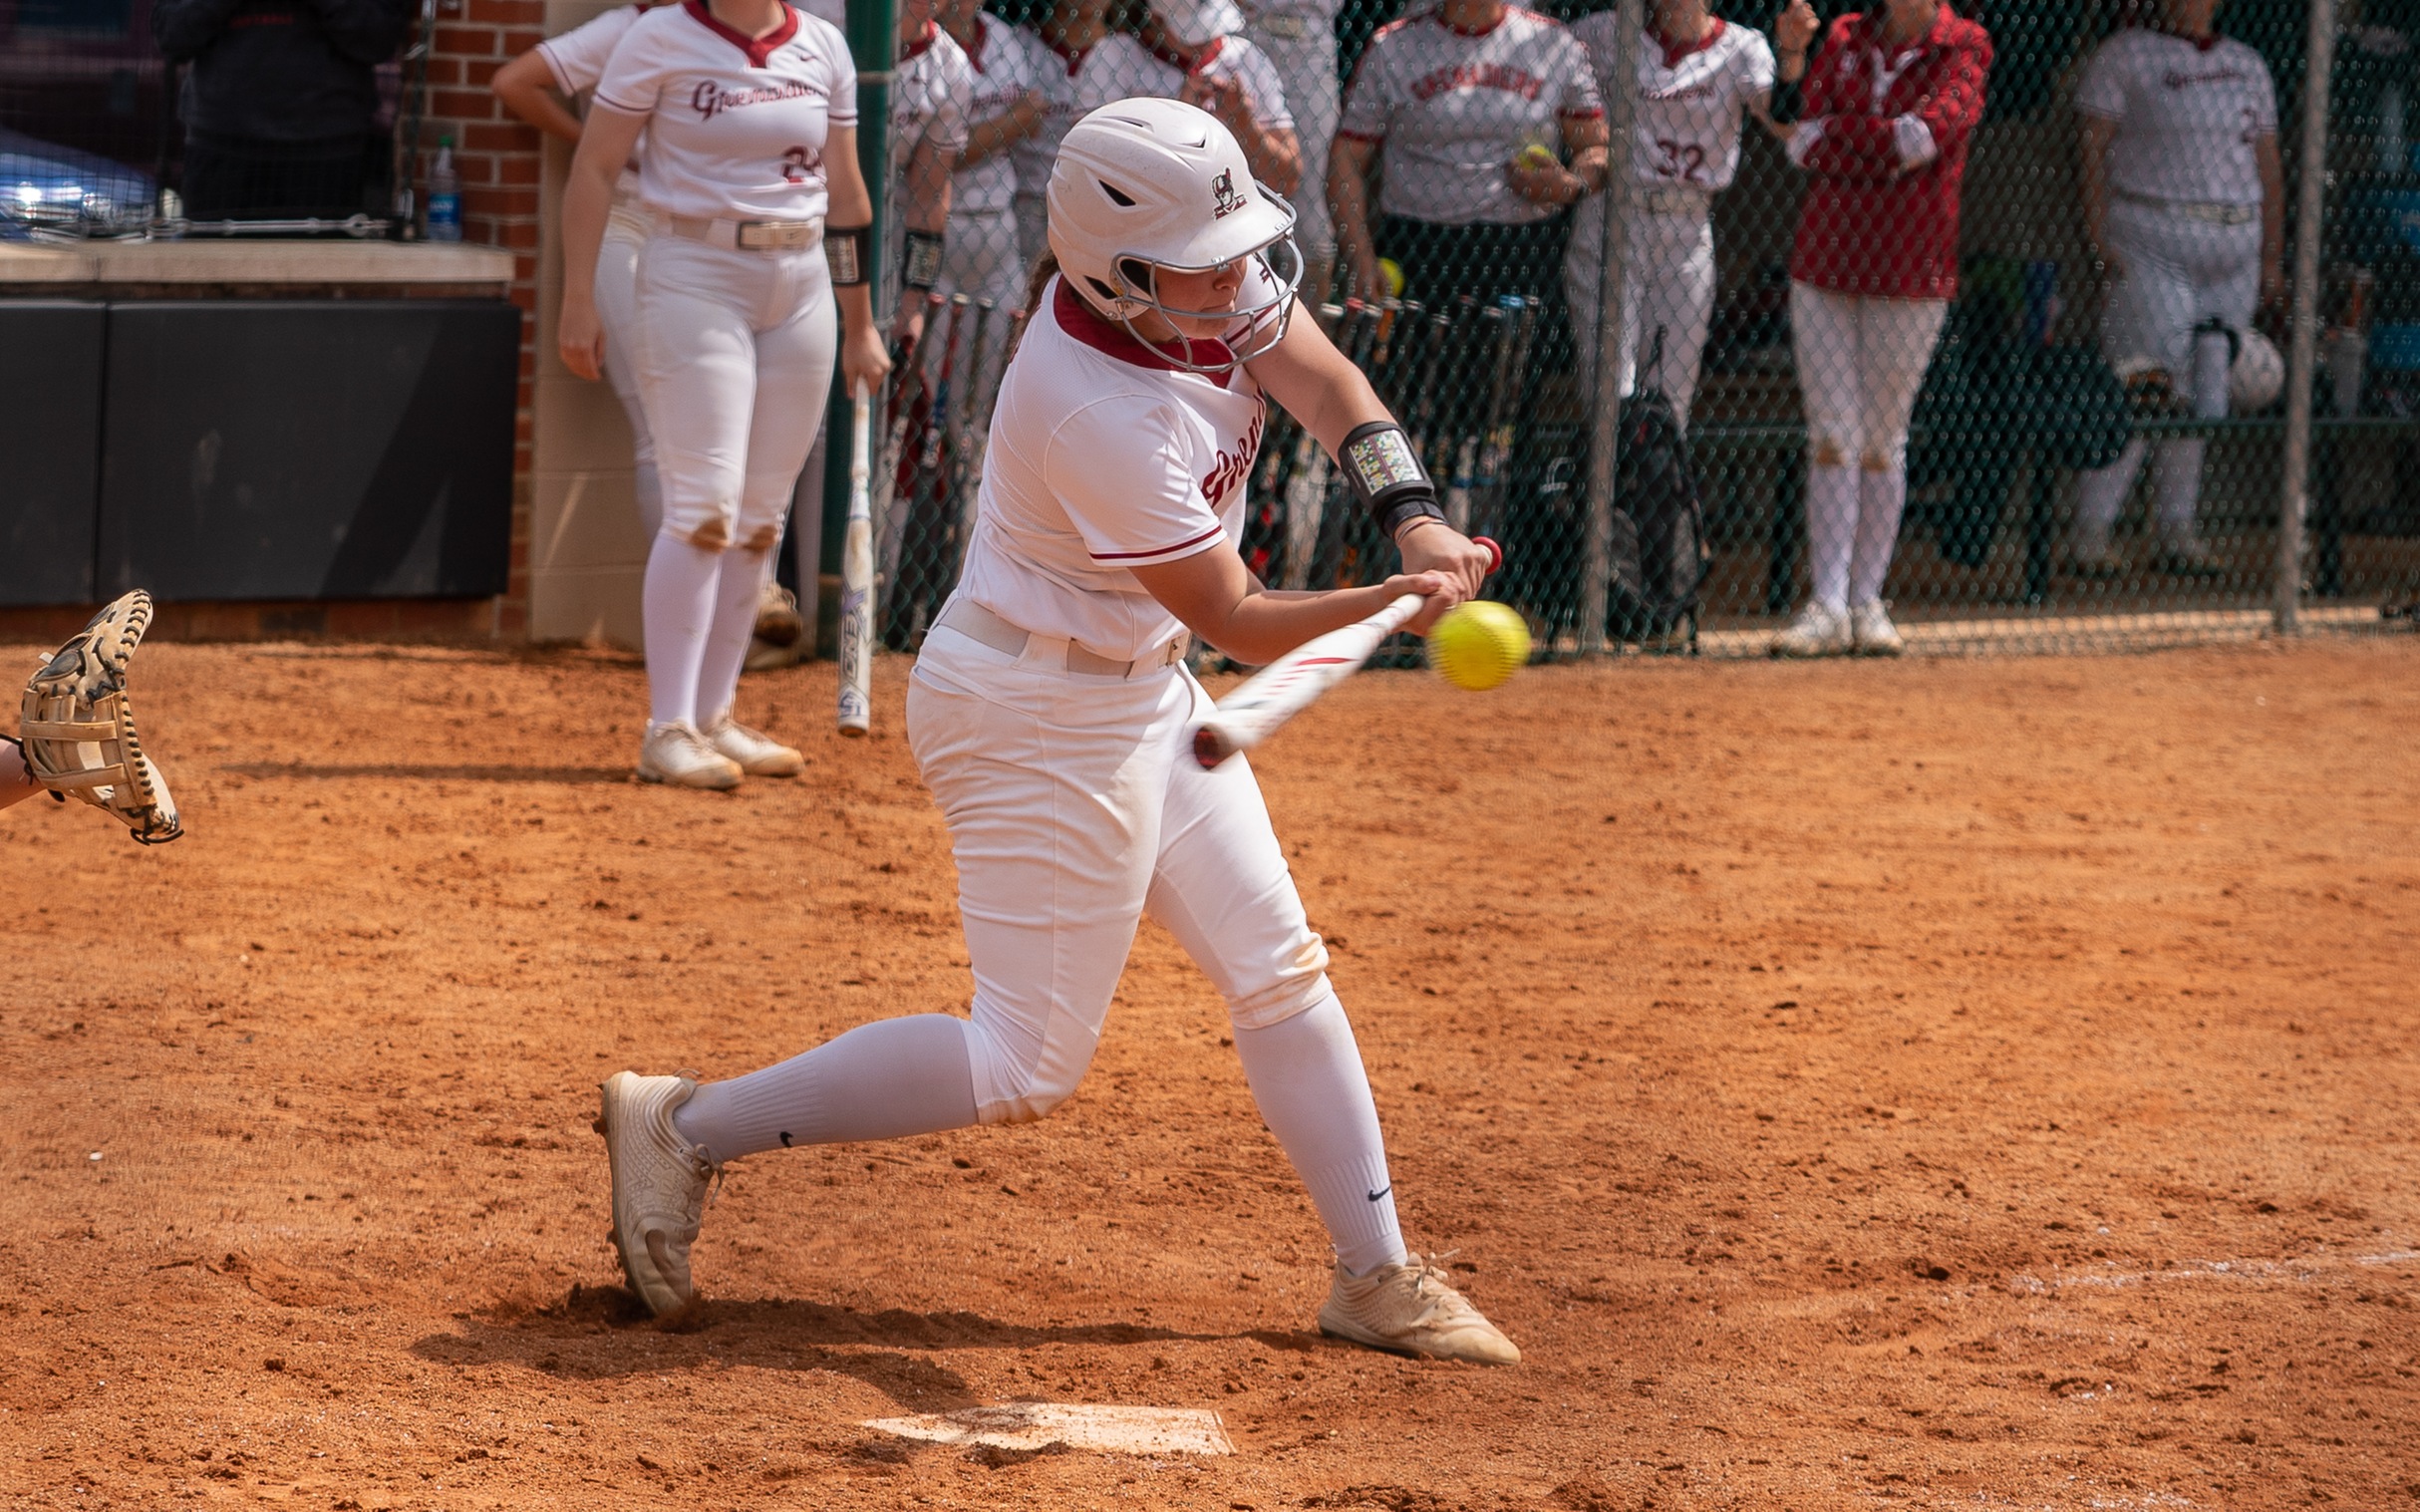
[1009, 249, 1059, 363]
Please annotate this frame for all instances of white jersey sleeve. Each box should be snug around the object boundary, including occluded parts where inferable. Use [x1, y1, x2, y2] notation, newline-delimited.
[1048, 396, 1229, 566]
[2078, 29, 2275, 207]
[538, 4, 642, 96]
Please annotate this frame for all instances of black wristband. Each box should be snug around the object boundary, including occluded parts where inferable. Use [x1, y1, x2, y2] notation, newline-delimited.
[1340, 421, 1444, 538]
[903, 228, 945, 291]
[826, 224, 869, 286]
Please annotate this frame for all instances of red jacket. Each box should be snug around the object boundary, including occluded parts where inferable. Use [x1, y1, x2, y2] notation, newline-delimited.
[1789, 7, 1992, 302]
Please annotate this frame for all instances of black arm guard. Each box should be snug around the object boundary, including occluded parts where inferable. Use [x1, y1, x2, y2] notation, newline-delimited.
[903, 228, 945, 291]
[825, 224, 869, 286]
[1340, 421, 1445, 539]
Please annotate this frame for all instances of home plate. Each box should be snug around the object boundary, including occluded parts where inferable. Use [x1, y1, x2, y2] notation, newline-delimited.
[862, 1403, 1235, 1457]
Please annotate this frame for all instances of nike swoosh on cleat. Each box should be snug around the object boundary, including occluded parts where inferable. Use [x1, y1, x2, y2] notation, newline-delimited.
[1365, 1185, 1390, 1202]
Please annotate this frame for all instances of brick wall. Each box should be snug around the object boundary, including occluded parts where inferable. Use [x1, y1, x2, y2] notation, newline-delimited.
[418, 0, 549, 638]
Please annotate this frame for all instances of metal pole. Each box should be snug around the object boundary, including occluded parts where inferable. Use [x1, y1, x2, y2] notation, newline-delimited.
[2276, 0, 2335, 636]
[818, 0, 898, 648]
[1578, 0, 1645, 657]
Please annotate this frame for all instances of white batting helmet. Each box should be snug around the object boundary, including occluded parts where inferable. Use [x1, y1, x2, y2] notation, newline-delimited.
[2232, 327, 2284, 413]
[1047, 97, 1301, 374]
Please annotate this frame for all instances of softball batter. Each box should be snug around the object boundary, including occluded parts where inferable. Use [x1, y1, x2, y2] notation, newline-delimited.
[2070, 0, 2282, 577]
[598, 98, 1518, 1364]
[1565, 0, 1776, 431]
[558, 0, 888, 790]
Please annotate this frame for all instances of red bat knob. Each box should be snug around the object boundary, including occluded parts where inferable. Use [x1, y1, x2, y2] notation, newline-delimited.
[1474, 535, 1503, 576]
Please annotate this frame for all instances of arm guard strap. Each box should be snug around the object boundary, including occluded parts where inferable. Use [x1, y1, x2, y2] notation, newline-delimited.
[825, 224, 869, 286]
[1340, 421, 1444, 539]
[903, 228, 946, 291]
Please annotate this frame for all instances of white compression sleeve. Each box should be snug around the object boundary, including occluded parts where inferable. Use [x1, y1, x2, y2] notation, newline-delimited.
[1230, 991, 1407, 1276]
[642, 529, 721, 729]
[672, 1014, 980, 1165]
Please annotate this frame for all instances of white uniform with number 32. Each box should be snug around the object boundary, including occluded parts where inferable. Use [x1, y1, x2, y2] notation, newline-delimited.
[1563, 15, 1771, 429]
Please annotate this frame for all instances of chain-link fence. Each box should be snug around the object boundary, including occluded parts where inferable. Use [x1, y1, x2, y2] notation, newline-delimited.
[859, 0, 2420, 660]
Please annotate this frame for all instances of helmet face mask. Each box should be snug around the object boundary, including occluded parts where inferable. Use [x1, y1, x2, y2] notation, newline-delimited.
[1049, 98, 1303, 376]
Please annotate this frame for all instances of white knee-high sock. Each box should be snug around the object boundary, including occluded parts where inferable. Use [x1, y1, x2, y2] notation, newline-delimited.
[1804, 461, 1858, 613]
[2073, 439, 2147, 557]
[1849, 464, 1910, 607]
[1231, 992, 1406, 1275]
[643, 530, 722, 729]
[672, 1014, 980, 1165]
[2152, 438, 2210, 549]
[692, 546, 771, 729]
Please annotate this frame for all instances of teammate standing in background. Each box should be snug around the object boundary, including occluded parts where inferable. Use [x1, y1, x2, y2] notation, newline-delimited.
[1013, 0, 1123, 268]
[2069, 0, 2282, 578]
[884, 0, 974, 349]
[936, 0, 1047, 414]
[1329, 0, 1606, 312]
[1133, 0, 1302, 198]
[1564, 0, 1777, 432]
[494, 2, 669, 546]
[596, 98, 1520, 1365]
[557, 0, 889, 788]
[1767, 0, 1990, 659]
[1238, 0, 1341, 297]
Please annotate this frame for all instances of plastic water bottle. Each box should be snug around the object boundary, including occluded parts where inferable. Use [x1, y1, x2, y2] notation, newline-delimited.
[427, 136, 461, 243]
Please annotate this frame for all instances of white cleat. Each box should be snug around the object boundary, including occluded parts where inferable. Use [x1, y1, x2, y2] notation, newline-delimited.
[1849, 600, 1905, 658]
[1769, 601, 1852, 659]
[594, 1071, 718, 1317]
[1318, 1252, 1521, 1365]
[637, 720, 744, 790]
[703, 713, 804, 776]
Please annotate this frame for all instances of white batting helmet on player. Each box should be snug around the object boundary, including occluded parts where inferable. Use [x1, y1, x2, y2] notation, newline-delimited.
[1047, 97, 1301, 374]
[2232, 328, 2285, 413]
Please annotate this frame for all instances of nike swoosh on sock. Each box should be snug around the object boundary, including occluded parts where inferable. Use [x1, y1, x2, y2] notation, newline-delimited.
[1365, 1185, 1390, 1202]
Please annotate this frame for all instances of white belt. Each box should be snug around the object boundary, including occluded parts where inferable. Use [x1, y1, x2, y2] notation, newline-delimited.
[1634, 184, 1713, 217]
[935, 598, 1188, 680]
[2114, 190, 2258, 226]
[1250, 14, 1315, 39]
[655, 211, 825, 251]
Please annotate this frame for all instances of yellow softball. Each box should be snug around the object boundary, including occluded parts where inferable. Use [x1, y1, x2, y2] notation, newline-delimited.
[1377, 257, 1406, 298]
[1515, 143, 1559, 171]
[1427, 601, 1531, 692]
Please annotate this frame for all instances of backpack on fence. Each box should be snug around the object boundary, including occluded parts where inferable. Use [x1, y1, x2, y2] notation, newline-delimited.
[1605, 331, 1708, 642]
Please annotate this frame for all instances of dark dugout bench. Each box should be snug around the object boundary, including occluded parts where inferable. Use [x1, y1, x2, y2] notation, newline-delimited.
[0, 240, 519, 613]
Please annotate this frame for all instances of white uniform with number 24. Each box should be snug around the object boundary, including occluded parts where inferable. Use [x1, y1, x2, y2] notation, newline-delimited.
[1563, 14, 1771, 429]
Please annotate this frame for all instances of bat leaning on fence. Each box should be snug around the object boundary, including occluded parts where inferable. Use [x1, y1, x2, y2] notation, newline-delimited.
[836, 385, 875, 737]
[1191, 537, 1502, 769]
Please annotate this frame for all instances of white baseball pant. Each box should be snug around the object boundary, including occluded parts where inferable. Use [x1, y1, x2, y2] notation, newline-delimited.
[2072, 197, 2263, 556]
[1789, 282, 1948, 612]
[668, 615, 1409, 1274]
[595, 198, 661, 538]
[1565, 202, 1716, 431]
[1247, 20, 1340, 263]
[630, 232, 837, 729]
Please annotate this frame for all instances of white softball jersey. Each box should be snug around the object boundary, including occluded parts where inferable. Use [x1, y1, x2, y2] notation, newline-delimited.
[952, 15, 1042, 218]
[595, 0, 857, 223]
[1570, 14, 1771, 193]
[2076, 28, 2277, 207]
[891, 21, 974, 183]
[958, 274, 1273, 662]
[1095, 31, 1297, 133]
[1338, 5, 1602, 226]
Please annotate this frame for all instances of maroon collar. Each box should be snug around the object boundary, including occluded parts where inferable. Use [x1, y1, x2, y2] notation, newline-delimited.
[682, 0, 797, 68]
[898, 17, 938, 61]
[1653, 15, 1722, 70]
[957, 13, 989, 71]
[1053, 278, 1235, 375]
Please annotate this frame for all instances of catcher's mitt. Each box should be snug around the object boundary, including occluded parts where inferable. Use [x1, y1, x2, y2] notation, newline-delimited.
[20, 590, 182, 844]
